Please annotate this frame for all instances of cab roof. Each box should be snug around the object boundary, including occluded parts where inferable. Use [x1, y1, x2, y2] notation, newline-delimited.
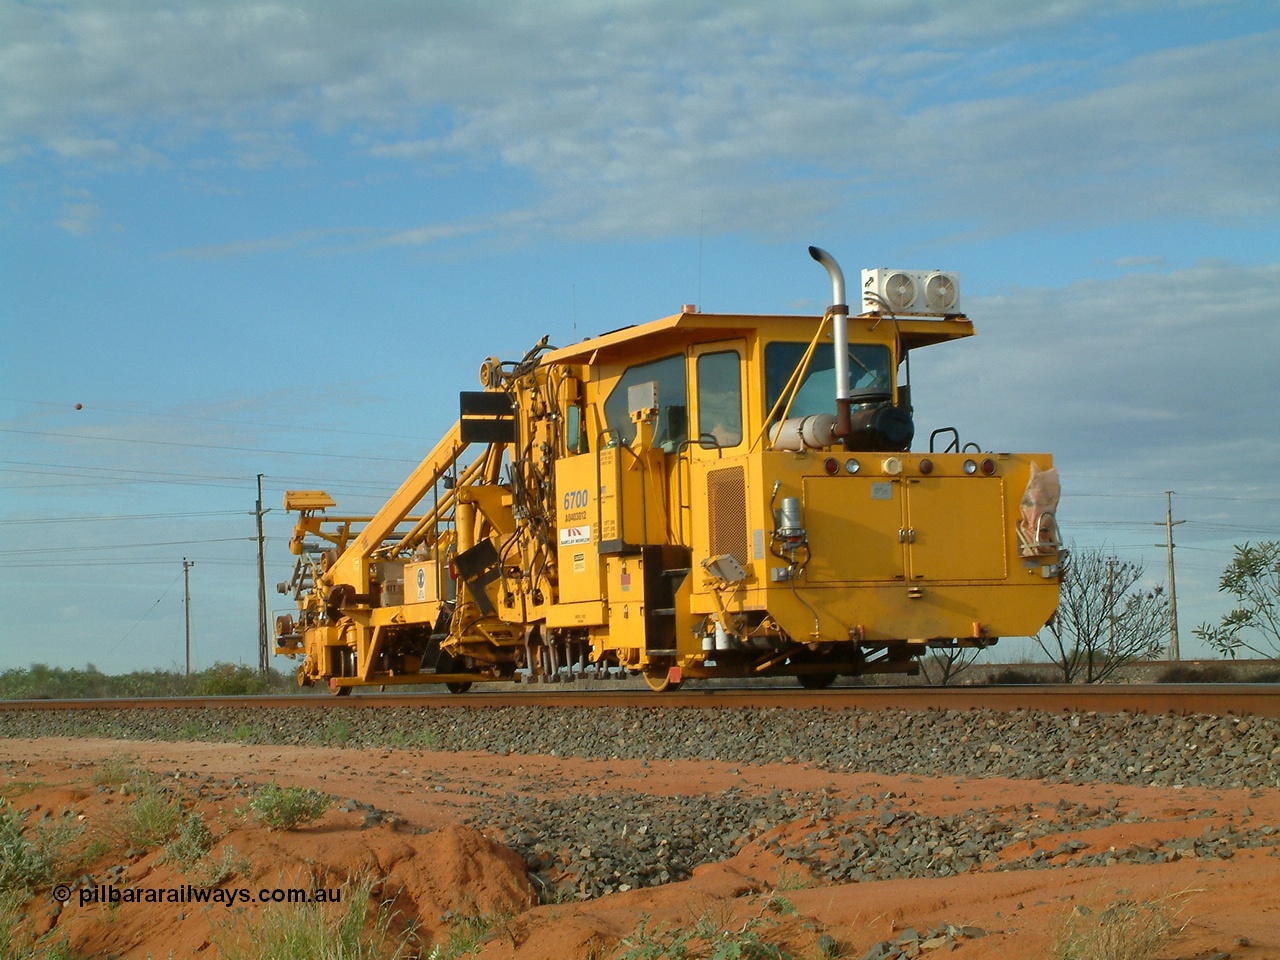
[540, 310, 974, 365]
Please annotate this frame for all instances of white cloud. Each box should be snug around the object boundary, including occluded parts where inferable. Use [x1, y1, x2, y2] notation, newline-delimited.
[55, 201, 102, 236]
[168, 226, 372, 260]
[3, 2, 1274, 243]
[1110, 256, 1167, 268]
[913, 262, 1280, 482]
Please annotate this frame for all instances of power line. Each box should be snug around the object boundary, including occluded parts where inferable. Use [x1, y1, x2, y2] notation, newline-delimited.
[0, 537, 255, 556]
[0, 510, 247, 525]
[0, 458, 257, 481]
[0, 461, 407, 495]
[1071, 492, 1280, 504]
[0, 396, 434, 443]
[0, 427, 422, 465]
[99, 568, 186, 661]
[0, 558, 257, 569]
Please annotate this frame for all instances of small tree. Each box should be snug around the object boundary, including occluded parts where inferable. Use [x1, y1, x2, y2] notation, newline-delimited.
[920, 646, 982, 685]
[1035, 545, 1168, 682]
[1193, 540, 1280, 660]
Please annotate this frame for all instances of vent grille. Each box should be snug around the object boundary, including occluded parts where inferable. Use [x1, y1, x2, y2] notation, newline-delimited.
[707, 466, 748, 566]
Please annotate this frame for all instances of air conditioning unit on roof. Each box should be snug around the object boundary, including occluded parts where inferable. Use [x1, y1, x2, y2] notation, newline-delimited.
[861, 269, 960, 316]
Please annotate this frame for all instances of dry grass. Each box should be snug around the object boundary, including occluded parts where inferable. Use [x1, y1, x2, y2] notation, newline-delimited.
[1051, 894, 1184, 960]
[215, 875, 416, 960]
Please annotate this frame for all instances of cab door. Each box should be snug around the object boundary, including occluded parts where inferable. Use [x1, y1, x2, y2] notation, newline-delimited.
[688, 341, 750, 569]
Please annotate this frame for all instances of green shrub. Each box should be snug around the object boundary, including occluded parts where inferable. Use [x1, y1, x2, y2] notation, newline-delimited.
[216, 875, 414, 960]
[162, 811, 214, 871]
[193, 663, 273, 696]
[0, 663, 296, 701]
[1, 888, 88, 960]
[118, 783, 183, 849]
[186, 844, 252, 889]
[0, 802, 54, 895]
[320, 719, 353, 746]
[91, 754, 137, 788]
[615, 912, 785, 960]
[248, 785, 331, 832]
[386, 730, 438, 749]
[0, 800, 84, 895]
[427, 915, 505, 960]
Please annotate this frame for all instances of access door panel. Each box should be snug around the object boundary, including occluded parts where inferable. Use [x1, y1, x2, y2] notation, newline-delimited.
[803, 478, 905, 583]
[904, 478, 1007, 581]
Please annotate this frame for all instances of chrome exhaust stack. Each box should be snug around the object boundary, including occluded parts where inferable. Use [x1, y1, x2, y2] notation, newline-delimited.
[808, 246, 852, 442]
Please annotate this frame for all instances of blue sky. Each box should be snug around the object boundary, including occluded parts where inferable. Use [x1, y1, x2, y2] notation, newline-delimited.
[2, 0, 1278, 673]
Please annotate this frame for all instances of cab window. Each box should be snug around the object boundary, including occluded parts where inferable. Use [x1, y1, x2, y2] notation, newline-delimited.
[603, 354, 688, 447]
[696, 350, 742, 447]
[765, 342, 892, 422]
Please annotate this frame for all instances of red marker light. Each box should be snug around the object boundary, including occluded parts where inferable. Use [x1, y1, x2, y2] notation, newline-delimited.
[918, 458, 933, 475]
[823, 457, 839, 475]
[980, 458, 996, 476]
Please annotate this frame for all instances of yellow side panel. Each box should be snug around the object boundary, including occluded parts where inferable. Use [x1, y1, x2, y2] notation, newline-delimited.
[803, 477, 905, 582]
[554, 453, 603, 603]
[546, 600, 607, 627]
[905, 478, 1007, 581]
[602, 556, 648, 650]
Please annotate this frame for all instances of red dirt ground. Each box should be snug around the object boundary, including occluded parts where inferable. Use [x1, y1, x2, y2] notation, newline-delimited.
[3, 737, 1277, 959]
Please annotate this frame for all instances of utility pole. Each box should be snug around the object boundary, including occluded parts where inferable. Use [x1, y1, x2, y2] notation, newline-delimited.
[183, 558, 194, 677]
[1102, 555, 1117, 683]
[256, 474, 269, 676]
[1157, 491, 1187, 661]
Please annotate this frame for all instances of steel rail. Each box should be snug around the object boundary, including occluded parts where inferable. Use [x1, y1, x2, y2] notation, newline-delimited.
[0, 684, 1276, 717]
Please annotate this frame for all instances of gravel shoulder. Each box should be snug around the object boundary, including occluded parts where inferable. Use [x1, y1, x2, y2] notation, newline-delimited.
[3, 705, 1279, 959]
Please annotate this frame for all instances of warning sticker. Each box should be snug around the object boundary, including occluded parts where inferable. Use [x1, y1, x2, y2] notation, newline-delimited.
[559, 525, 591, 546]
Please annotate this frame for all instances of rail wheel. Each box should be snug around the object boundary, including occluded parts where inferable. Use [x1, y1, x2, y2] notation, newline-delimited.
[328, 678, 352, 696]
[642, 662, 682, 692]
[796, 671, 837, 690]
[437, 650, 473, 694]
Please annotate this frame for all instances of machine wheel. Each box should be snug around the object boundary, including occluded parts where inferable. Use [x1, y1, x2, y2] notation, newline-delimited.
[642, 663, 682, 692]
[796, 671, 837, 690]
[328, 679, 353, 697]
[437, 650, 473, 694]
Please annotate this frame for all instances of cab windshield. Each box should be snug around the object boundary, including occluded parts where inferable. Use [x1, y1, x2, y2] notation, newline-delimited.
[765, 341, 892, 422]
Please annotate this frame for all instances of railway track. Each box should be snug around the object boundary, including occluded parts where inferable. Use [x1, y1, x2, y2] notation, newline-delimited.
[1, 683, 1276, 717]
